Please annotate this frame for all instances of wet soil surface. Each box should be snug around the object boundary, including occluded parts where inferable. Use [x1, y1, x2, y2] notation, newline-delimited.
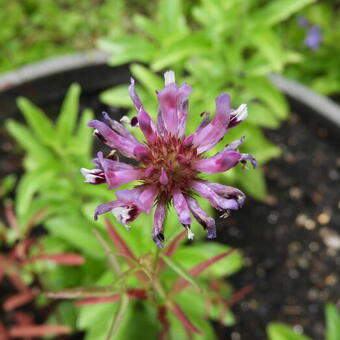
[220, 112, 340, 340]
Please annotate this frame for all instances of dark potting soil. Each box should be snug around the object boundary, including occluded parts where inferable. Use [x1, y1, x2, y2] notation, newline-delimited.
[220, 112, 340, 340]
[1, 87, 339, 340]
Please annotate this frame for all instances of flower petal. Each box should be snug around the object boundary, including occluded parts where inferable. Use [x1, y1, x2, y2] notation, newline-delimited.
[228, 104, 248, 129]
[94, 201, 121, 220]
[189, 94, 230, 153]
[225, 136, 245, 151]
[105, 169, 144, 189]
[159, 168, 169, 185]
[88, 120, 147, 160]
[157, 72, 192, 137]
[193, 150, 241, 174]
[136, 186, 158, 213]
[80, 168, 105, 184]
[186, 196, 216, 239]
[137, 108, 157, 143]
[205, 182, 245, 208]
[190, 181, 240, 211]
[172, 189, 191, 226]
[240, 153, 257, 168]
[115, 187, 144, 203]
[94, 152, 134, 171]
[112, 205, 140, 229]
[96, 152, 143, 189]
[102, 112, 139, 143]
[128, 78, 143, 111]
[152, 202, 166, 248]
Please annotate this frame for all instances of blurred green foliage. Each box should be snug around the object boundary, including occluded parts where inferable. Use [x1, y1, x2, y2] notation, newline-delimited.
[0, 0, 128, 73]
[99, 0, 317, 200]
[267, 303, 340, 340]
[282, 2, 340, 95]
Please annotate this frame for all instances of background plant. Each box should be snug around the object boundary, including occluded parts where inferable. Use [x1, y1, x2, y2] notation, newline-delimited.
[0, 0, 135, 73]
[281, 1, 340, 96]
[267, 303, 340, 340]
[0, 201, 83, 339]
[99, 0, 316, 200]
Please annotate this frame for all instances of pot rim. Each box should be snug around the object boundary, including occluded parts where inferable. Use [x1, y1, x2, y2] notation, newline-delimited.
[1, 50, 340, 130]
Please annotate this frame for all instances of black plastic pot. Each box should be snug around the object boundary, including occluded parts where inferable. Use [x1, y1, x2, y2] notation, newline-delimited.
[1, 53, 340, 340]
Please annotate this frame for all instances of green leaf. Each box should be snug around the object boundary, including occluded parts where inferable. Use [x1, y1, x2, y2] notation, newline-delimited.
[6, 120, 55, 164]
[236, 167, 267, 200]
[133, 14, 160, 41]
[254, 0, 316, 27]
[77, 271, 116, 329]
[267, 322, 313, 340]
[74, 108, 94, 157]
[157, 0, 188, 38]
[100, 84, 132, 108]
[173, 243, 243, 279]
[252, 29, 285, 72]
[45, 215, 104, 259]
[130, 64, 163, 93]
[208, 302, 235, 326]
[16, 169, 55, 216]
[161, 254, 200, 290]
[247, 102, 280, 129]
[105, 294, 129, 339]
[244, 77, 289, 120]
[17, 97, 55, 145]
[98, 37, 157, 66]
[325, 303, 340, 340]
[56, 83, 81, 143]
[151, 34, 210, 72]
[0, 174, 17, 198]
[172, 289, 217, 339]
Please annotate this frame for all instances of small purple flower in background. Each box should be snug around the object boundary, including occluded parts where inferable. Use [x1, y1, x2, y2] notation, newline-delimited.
[81, 71, 256, 248]
[305, 25, 322, 50]
[297, 16, 322, 50]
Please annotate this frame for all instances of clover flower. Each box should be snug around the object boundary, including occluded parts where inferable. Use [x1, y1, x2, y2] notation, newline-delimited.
[81, 71, 256, 248]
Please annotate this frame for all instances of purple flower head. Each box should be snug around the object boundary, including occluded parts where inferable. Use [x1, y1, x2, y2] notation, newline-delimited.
[297, 17, 322, 50]
[297, 16, 308, 28]
[305, 25, 322, 50]
[81, 71, 256, 248]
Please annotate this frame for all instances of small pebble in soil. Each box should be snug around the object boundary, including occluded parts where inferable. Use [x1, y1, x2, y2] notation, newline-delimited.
[336, 157, 340, 167]
[319, 228, 340, 250]
[312, 191, 323, 204]
[247, 299, 259, 311]
[308, 242, 320, 252]
[328, 169, 339, 181]
[297, 257, 309, 269]
[283, 151, 296, 163]
[324, 274, 337, 286]
[295, 214, 316, 230]
[231, 332, 241, 340]
[317, 212, 331, 225]
[289, 269, 300, 279]
[264, 194, 278, 205]
[307, 288, 319, 300]
[267, 210, 279, 224]
[293, 325, 304, 334]
[244, 257, 253, 267]
[288, 241, 302, 253]
[289, 186, 303, 200]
